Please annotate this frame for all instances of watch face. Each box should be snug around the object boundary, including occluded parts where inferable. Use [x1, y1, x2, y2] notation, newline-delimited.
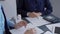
[55, 27, 60, 34]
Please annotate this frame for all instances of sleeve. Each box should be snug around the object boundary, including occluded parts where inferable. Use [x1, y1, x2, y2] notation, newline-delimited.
[44, 0, 53, 15]
[0, 7, 4, 34]
[7, 20, 15, 27]
[7, 20, 15, 29]
[17, 0, 28, 17]
[17, 0, 24, 14]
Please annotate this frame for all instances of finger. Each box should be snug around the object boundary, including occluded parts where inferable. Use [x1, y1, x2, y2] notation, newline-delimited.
[21, 21, 27, 27]
[30, 29, 35, 34]
[30, 28, 36, 33]
[24, 23, 27, 28]
[15, 23, 23, 27]
[28, 13, 37, 18]
[14, 25, 21, 29]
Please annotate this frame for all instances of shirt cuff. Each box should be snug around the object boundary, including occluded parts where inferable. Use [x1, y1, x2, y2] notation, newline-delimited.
[27, 12, 31, 16]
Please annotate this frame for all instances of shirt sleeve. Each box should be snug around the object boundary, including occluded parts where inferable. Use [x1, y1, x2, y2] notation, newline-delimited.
[0, 6, 4, 34]
[17, 0, 24, 11]
[44, 0, 53, 15]
[7, 19, 15, 27]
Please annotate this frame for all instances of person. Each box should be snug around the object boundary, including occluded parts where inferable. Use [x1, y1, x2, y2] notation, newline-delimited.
[17, 0, 53, 18]
[0, 4, 27, 34]
[7, 19, 27, 29]
[16, 0, 53, 34]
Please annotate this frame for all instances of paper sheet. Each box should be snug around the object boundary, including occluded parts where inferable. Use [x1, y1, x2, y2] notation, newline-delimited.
[26, 16, 50, 26]
[26, 23, 44, 34]
[10, 23, 44, 34]
[10, 16, 51, 34]
[44, 31, 52, 34]
[10, 26, 26, 34]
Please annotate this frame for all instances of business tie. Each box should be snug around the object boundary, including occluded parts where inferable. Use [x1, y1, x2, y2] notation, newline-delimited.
[1, 6, 11, 34]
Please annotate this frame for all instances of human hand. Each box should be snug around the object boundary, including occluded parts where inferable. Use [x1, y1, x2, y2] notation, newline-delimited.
[24, 28, 36, 34]
[32, 12, 42, 16]
[28, 12, 42, 18]
[14, 20, 27, 29]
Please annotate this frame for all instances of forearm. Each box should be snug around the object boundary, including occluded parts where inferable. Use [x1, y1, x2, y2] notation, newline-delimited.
[19, 11, 28, 17]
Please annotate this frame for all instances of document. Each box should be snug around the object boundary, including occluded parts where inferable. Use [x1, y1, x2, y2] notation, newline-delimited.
[10, 26, 26, 34]
[26, 23, 44, 34]
[26, 16, 50, 26]
[10, 23, 44, 34]
[10, 16, 51, 34]
[44, 31, 52, 34]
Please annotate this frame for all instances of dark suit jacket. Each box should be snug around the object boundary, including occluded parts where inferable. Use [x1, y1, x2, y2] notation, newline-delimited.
[17, 0, 53, 17]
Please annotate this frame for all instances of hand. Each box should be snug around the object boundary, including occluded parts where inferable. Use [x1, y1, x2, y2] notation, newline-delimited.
[27, 12, 37, 18]
[28, 12, 42, 18]
[24, 28, 36, 34]
[14, 20, 27, 29]
[33, 12, 42, 16]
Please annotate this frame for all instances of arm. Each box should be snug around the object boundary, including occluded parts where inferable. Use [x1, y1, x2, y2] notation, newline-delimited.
[17, 0, 24, 14]
[7, 20, 15, 29]
[7, 20, 15, 27]
[44, 0, 53, 15]
[17, 0, 28, 17]
[0, 7, 4, 34]
[7, 19, 27, 29]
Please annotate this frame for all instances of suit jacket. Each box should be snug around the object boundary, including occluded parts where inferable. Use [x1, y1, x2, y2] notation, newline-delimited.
[17, 0, 53, 17]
